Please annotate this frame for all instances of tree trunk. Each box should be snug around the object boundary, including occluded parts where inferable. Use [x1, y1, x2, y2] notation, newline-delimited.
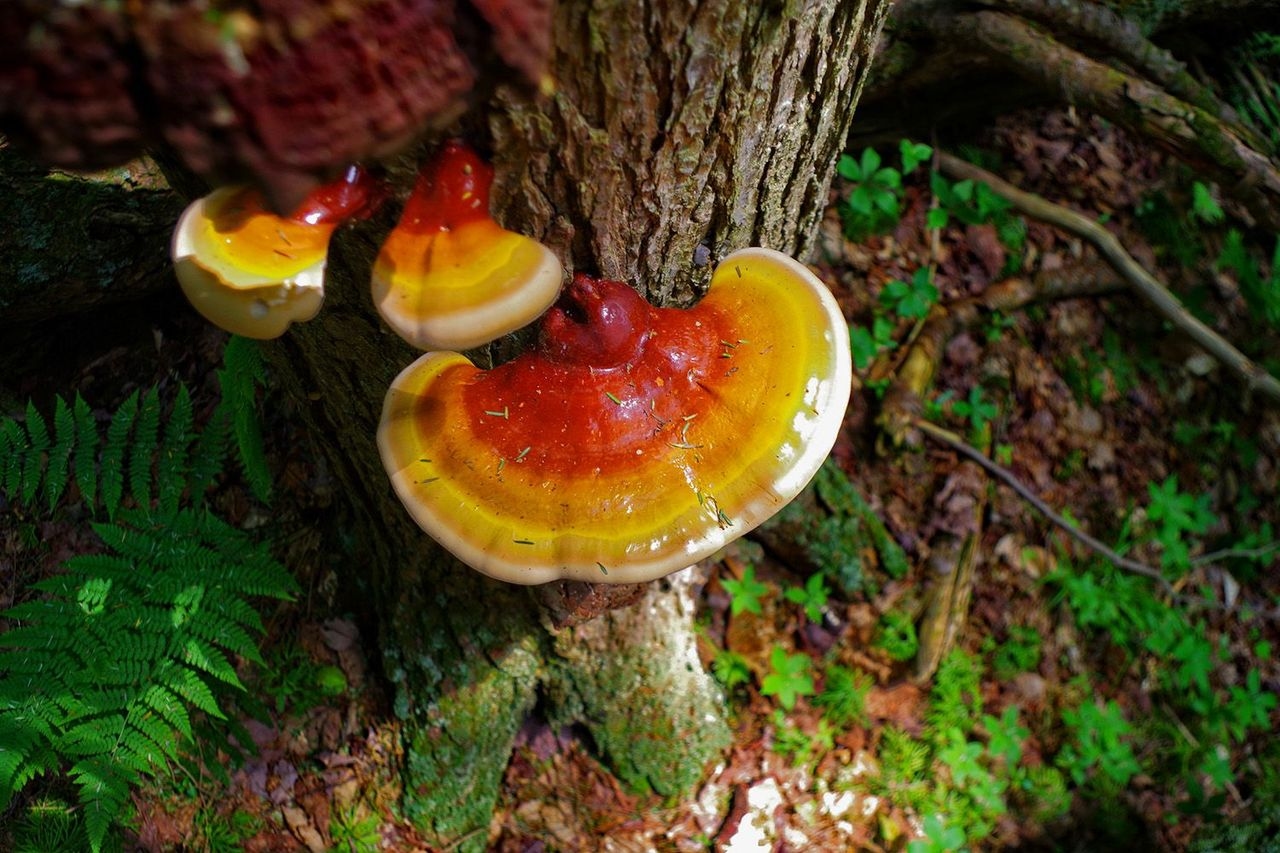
[256, 0, 888, 846]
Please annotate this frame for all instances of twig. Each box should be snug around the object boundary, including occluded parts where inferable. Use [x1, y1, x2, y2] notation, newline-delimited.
[912, 417, 1175, 595]
[937, 150, 1280, 405]
[1191, 542, 1280, 567]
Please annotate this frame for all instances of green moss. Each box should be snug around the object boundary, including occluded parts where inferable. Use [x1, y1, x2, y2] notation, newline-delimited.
[400, 643, 540, 849]
[388, 578, 542, 852]
[548, 580, 731, 796]
[765, 460, 908, 595]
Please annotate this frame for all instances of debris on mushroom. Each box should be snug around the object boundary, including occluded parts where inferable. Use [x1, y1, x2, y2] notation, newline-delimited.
[171, 165, 386, 339]
[378, 247, 852, 584]
[371, 139, 563, 351]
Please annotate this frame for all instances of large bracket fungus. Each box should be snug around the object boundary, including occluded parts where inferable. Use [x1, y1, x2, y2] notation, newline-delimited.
[171, 165, 386, 339]
[0, 0, 553, 210]
[378, 248, 853, 584]
[371, 140, 563, 351]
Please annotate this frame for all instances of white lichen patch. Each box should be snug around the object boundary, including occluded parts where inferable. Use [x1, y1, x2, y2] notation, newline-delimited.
[722, 777, 784, 851]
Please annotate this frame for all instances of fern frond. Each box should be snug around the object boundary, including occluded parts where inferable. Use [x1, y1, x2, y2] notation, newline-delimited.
[156, 385, 193, 516]
[159, 663, 226, 719]
[203, 594, 266, 637]
[0, 713, 55, 805]
[129, 388, 161, 511]
[46, 396, 75, 509]
[185, 408, 229, 502]
[181, 638, 243, 688]
[196, 512, 298, 599]
[1, 418, 24, 495]
[60, 553, 142, 585]
[70, 756, 133, 853]
[187, 610, 264, 666]
[126, 710, 183, 763]
[100, 391, 138, 519]
[20, 401, 50, 505]
[140, 684, 193, 741]
[218, 336, 272, 503]
[73, 394, 99, 507]
[1, 367, 291, 848]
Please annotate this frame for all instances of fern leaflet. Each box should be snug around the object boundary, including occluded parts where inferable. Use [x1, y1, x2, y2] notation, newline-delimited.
[99, 391, 137, 519]
[20, 400, 49, 505]
[46, 396, 75, 510]
[73, 393, 98, 508]
[128, 387, 161, 511]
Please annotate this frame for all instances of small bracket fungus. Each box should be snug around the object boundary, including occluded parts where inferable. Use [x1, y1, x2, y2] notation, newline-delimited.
[371, 140, 562, 351]
[171, 165, 385, 339]
[378, 247, 853, 584]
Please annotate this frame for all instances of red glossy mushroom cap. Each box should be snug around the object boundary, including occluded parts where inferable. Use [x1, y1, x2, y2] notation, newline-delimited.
[371, 140, 562, 351]
[377, 247, 852, 584]
[171, 165, 385, 339]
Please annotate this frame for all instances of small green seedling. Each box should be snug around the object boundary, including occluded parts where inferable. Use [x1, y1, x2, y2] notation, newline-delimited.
[951, 385, 999, 435]
[880, 268, 939, 320]
[722, 564, 769, 616]
[850, 316, 898, 371]
[784, 572, 830, 623]
[761, 645, 815, 710]
[875, 611, 919, 662]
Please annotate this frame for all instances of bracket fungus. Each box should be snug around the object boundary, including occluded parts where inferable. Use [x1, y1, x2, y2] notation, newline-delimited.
[171, 164, 385, 339]
[1, 0, 554, 210]
[378, 247, 852, 584]
[371, 140, 562, 351]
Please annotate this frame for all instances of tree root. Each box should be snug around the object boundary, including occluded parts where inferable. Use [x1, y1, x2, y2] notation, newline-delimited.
[914, 9, 1280, 232]
[971, 0, 1260, 144]
[937, 150, 1280, 405]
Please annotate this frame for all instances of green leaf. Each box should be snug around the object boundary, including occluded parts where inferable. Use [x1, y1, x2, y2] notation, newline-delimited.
[850, 326, 878, 371]
[129, 387, 161, 510]
[47, 396, 75, 510]
[73, 394, 99, 507]
[881, 268, 938, 320]
[722, 565, 769, 616]
[101, 391, 139, 518]
[760, 646, 814, 711]
[157, 385, 194, 517]
[783, 573, 829, 623]
[218, 337, 272, 503]
[836, 153, 861, 182]
[860, 147, 881, 177]
[899, 140, 933, 174]
[848, 185, 873, 216]
[20, 401, 49, 506]
[1191, 181, 1224, 224]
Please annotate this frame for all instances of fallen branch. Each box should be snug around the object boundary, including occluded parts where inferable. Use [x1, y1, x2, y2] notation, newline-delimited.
[972, 0, 1262, 145]
[937, 150, 1280, 405]
[912, 416, 1176, 595]
[925, 11, 1280, 234]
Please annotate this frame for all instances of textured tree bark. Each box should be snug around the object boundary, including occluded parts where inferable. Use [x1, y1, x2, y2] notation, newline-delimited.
[0, 150, 182, 337]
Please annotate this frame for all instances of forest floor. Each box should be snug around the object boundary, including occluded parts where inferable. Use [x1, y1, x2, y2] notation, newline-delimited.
[4, 106, 1279, 852]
